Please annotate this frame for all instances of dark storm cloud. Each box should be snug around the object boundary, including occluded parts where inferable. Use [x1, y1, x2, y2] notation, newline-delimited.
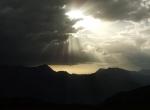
[87, 0, 150, 21]
[0, 0, 90, 65]
[0, 0, 150, 68]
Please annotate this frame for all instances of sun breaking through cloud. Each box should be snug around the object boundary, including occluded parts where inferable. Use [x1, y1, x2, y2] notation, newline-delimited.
[0, 0, 150, 74]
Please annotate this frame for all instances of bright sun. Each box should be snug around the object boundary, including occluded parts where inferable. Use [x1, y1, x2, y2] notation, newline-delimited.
[66, 10, 103, 33]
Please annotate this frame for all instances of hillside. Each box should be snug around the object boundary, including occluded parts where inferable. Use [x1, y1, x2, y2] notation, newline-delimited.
[0, 65, 149, 106]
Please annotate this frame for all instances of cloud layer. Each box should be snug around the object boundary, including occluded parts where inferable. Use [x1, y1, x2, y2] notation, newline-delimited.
[0, 0, 80, 65]
[0, 0, 150, 71]
[86, 0, 150, 21]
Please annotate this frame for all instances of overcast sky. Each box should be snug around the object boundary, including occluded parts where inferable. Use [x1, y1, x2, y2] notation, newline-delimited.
[0, 0, 150, 73]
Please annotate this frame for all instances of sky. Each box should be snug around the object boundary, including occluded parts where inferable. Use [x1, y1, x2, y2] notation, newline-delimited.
[0, 0, 150, 74]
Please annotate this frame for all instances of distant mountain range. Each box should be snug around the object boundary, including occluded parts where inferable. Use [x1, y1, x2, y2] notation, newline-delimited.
[0, 65, 150, 106]
[104, 85, 150, 105]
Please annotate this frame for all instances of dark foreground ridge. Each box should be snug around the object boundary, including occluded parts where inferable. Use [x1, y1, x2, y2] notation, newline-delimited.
[0, 65, 150, 109]
[105, 85, 150, 104]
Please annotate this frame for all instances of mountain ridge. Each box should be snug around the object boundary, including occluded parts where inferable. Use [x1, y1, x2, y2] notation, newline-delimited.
[0, 65, 149, 105]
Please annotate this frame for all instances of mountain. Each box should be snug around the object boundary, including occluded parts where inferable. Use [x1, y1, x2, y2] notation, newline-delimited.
[139, 69, 150, 75]
[0, 65, 69, 104]
[90, 68, 140, 102]
[133, 69, 150, 86]
[0, 65, 150, 106]
[103, 85, 150, 108]
[67, 68, 140, 104]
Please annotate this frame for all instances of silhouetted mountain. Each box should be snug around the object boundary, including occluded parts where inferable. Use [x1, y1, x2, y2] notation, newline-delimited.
[134, 69, 150, 86]
[90, 68, 140, 102]
[103, 85, 150, 109]
[0, 65, 69, 104]
[139, 69, 150, 75]
[0, 65, 150, 106]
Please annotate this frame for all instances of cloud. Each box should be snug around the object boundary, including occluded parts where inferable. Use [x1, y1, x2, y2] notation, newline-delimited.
[86, 0, 150, 21]
[0, 0, 84, 65]
[101, 39, 150, 69]
[0, 0, 150, 71]
[77, 19, 150, 70]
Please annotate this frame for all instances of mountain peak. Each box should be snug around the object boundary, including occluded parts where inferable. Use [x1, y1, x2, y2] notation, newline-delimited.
[32, 64, 55, 73]
[37, 64, 50, 69]
[96, 68, 129, 73]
